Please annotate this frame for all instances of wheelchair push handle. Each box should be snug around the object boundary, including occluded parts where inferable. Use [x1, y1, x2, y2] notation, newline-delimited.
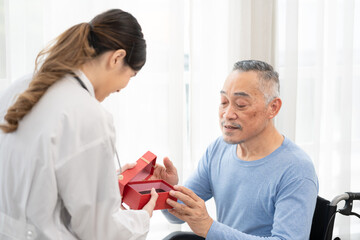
[330, 192, 360, 219]
[346, 192, 360, 200]
[330, 192, 360, 206]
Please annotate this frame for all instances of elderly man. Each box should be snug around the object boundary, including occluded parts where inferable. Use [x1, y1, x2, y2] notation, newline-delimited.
[159, 60, 318, 240]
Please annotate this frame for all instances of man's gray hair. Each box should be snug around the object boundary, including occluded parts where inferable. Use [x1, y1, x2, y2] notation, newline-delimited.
[233, 60, 280, 104]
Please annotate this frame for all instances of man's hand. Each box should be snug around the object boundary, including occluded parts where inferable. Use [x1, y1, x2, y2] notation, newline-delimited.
[166, 185, 213, 238]
[149, 157, 179, 185]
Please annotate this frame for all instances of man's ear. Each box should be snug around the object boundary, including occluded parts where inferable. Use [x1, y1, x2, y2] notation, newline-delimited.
[109, 49, 127, 67]
[267, 97, 282, 119]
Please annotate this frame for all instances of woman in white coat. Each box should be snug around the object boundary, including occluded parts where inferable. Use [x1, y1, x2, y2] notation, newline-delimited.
[0, 9, 161, 240]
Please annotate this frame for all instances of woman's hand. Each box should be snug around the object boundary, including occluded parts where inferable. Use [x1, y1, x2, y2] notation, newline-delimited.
[121, 162, 137, 172]
[116, 162, 136, 175]
[149, 157, 179, 185]
[142, 188, 159, 217]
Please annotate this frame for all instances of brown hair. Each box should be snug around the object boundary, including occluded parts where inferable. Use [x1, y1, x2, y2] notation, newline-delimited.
[0, 9, 146, 133]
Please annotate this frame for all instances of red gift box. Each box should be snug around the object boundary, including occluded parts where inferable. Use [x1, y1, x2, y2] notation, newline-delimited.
[118, 151, 176, 210]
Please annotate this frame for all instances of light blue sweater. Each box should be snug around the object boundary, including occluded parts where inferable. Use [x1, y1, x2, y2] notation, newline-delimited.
[163, 136, 318, 240]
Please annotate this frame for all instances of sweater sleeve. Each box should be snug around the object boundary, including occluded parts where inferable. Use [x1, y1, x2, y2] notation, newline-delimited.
[162, 145, 214, 224]
[206, 178, 318, 240]
[184, 145, 213, 201]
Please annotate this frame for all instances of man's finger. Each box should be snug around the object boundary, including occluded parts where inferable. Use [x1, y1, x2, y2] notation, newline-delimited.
[169, 190, 197, 208]
[166, 198, 196, 216]
[173, 185, 201, 202]
[166, 198, 192, 214]
[163, 157, 176, 173]
[166, 198, 183, 209]
[168, 208, 189, 222]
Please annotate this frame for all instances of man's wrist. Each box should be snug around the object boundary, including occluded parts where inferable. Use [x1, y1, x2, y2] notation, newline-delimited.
[200, 217, 214, 238]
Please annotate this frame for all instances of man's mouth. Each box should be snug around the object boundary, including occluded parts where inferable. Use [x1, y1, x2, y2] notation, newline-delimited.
[225, 125, 238, 129]
[221, 122, 242, 130]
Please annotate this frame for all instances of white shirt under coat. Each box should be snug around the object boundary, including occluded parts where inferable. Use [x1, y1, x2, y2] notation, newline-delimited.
[0, 71, 150, 240]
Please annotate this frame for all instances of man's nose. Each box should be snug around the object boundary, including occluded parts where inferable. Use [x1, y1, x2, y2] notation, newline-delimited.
[223, 105, 237, 120]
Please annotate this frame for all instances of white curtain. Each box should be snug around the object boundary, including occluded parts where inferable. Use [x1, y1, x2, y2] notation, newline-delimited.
[276, 0, 360, 238]
[1, 0, 359, 239]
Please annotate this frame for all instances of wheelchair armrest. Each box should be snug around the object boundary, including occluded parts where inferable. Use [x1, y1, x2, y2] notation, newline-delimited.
[163, 231, 205, 240]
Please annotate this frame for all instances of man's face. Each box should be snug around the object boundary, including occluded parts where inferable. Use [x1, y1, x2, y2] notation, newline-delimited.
[219, 70, 271, 144]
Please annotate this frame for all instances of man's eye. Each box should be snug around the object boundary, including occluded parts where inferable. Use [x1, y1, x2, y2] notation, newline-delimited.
[237, 104, 246, 108]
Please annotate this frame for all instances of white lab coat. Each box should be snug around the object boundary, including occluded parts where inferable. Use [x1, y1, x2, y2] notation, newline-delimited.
[0, 71, 150, 240]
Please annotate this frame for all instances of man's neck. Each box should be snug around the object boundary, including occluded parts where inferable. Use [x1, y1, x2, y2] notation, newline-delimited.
[236, 125, 284, 161]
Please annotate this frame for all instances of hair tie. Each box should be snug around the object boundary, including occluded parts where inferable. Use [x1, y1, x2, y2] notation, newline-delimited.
[88, 22, 97, 51]
[88, 22, 94, 31]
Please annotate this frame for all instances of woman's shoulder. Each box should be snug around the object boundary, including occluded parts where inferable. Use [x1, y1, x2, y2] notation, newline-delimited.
[36, 75, 114, 137]
[49, 75, 104, 115]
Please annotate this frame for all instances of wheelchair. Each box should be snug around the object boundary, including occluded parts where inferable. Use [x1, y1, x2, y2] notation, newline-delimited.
[163, 192, 360, 240]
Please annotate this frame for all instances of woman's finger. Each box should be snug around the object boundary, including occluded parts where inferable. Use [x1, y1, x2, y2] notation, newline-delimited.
[120, 203, 127, 210]
[142, 188, 159, 217]
[121, 162, 136, 172]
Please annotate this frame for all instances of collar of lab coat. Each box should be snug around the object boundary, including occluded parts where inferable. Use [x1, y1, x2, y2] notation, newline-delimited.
[73, 70, 96, 98]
